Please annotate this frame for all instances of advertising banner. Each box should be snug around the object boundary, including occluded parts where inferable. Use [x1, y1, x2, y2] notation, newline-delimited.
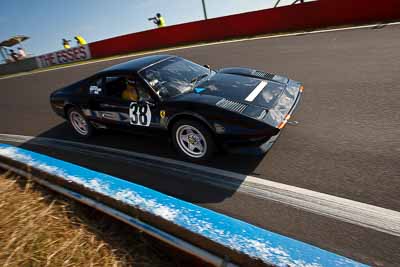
[36, 45, 91, 68]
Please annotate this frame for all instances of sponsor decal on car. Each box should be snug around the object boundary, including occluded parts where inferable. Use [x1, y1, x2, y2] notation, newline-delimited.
[129, 102, 151, 127]
[89, 85, 102, 95]
[245, 80, 268, 102]
[160, 110, 166, 118]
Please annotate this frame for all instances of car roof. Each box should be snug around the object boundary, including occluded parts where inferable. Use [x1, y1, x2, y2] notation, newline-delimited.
[99, 54, 174, 74]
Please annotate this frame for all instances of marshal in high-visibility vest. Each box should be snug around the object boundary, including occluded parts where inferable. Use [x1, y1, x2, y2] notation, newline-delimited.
[74, 35, 87, 46]
[62, 38, 71, 49]
[148, 13, 166, 28]
[158, 15, 166, 27]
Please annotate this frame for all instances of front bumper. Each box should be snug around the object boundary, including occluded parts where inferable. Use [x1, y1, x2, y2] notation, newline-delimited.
[222, 87, 302, 156]
[225, 131, 281, 156]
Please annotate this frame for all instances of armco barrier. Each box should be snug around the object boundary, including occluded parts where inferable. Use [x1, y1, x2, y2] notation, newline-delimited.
[89, 0, 400, 58]
[0, 57, 40, 76]
[0, 144, 367, 267]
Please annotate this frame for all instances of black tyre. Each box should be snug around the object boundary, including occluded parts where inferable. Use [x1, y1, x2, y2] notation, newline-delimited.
[67, 107, 94, 138]
[171, 119, 215, 161]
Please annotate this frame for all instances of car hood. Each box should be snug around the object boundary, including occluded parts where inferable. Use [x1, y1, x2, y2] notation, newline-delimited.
[197, 72, 290, 109]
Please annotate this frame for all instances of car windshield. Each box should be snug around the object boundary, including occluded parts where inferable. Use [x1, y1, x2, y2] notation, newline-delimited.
[139, 57, 211, 98]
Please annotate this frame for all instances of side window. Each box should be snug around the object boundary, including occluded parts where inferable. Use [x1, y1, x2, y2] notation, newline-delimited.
[136, 79, 152, 101]
[89, 77, 103, 96]
[104, 76, 126, 98]
[97, 74, 154, 102]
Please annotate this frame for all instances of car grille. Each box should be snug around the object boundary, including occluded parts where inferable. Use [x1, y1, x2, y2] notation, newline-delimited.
[253, 71, 275, 80]
[216, 98, 247, 113]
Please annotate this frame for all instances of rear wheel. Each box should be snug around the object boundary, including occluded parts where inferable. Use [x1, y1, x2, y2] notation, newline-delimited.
[67, 107, 94, 138]
[172, 119, 215, 161]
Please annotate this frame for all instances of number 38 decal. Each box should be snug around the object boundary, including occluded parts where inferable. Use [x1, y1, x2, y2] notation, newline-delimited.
[129, 102, 152, 127]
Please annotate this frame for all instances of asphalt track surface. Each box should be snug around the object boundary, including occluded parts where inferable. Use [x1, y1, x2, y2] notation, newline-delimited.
[1, 24, 399, 266]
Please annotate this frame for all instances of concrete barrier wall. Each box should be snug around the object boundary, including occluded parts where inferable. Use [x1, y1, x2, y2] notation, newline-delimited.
[89, 0, 400, 58]
[0, 57, 39, 76]
[35, 45, 92, 68]
[1, 0, 399, 76]
[0, 45, 92, 76]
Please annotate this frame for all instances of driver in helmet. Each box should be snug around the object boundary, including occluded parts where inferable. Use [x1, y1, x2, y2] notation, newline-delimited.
[122, 77, 138, 101]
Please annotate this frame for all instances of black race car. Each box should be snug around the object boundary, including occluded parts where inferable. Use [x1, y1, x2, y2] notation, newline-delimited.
[50, 55, 303, 161]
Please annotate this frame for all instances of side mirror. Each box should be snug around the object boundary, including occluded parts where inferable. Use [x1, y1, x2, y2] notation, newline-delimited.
[139, 99, 155, 107]
[203, 64, 211, 69]
[158, 88, 169, 98]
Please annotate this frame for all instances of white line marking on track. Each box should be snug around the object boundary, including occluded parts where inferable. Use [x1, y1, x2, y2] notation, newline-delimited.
[1, 133, 400, 237]
[1, 21, 400, 81]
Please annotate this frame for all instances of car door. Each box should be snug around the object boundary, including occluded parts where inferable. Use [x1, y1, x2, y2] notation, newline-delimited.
[127, 76, 163, 134]
[87, 73, 161, 133]
[84, 74, 127, 130]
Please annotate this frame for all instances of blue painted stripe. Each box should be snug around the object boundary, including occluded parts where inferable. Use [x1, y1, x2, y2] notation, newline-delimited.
[0, 144, 367, 267]
[194, 87, 206, 93]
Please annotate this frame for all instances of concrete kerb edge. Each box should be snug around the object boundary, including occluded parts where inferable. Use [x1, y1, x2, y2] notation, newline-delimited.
[0, 144, 368, 267]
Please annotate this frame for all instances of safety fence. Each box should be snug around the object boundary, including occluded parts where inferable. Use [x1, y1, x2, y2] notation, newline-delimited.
[0, 0, 399, 76]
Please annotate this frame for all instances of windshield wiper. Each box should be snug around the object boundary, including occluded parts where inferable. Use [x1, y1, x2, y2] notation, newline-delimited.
[190, 73, 209, 89]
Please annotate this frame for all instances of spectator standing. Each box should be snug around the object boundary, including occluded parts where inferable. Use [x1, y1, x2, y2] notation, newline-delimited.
[17, 47, 26, 59]
[62, 38, 71, 49]
[148, 13, 166, 28]
[75, 35, 87, 46]
[9, 49, 19, 61]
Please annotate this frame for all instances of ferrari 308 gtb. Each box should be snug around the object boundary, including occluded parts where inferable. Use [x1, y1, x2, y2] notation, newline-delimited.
[50, 55, 303, 161]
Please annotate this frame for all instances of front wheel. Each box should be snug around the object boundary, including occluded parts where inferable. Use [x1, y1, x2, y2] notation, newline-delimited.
[67, 107, 94, 138]
[172, 120, 215, 161]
